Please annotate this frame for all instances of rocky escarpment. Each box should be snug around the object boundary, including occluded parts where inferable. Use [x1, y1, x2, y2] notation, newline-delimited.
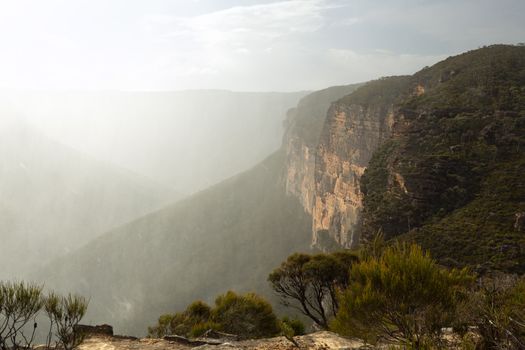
[311, 77, 411, 249]
[283, 85, 361, 219]
[282, 78, 416, 250]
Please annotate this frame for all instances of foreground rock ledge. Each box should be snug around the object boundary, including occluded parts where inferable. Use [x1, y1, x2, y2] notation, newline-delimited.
[78, 331, 368, 350]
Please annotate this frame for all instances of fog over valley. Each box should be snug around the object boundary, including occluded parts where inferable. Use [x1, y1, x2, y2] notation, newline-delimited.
[2, 90, 306, 192]
[0, 90, 305, 280]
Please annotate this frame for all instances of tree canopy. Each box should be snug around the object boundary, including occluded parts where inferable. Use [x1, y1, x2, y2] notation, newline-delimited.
[268, 250, 358, 329]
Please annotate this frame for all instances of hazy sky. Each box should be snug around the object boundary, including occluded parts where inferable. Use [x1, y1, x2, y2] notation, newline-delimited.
[0, 0, 523, 91]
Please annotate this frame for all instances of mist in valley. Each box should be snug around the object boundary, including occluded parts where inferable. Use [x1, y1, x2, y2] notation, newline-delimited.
[0, 90, 304, 280]
[1, 0, 524, 341]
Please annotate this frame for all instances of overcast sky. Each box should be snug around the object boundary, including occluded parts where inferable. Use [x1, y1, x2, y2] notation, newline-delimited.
[0, 0, 523, 91]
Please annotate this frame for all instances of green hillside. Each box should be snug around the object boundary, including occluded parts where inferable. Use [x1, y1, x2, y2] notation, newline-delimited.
[359, 45, 525, 273]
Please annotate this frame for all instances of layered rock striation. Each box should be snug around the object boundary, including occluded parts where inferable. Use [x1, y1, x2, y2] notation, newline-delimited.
[312, 77, 411, 249]
[282, 85, 362, 219]
[312, 103, 393, 248]
[282, 78, 412, 250]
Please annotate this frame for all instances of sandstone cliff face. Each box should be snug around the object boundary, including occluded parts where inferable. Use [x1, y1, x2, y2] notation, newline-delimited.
[282, 79, 411, 250]
[312, 102, 395, 249]
[283, 85, 362, 215]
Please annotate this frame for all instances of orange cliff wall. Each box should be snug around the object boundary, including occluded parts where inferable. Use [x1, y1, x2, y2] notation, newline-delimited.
[312, 102, 395, 249]
[282, 78, 410, 250]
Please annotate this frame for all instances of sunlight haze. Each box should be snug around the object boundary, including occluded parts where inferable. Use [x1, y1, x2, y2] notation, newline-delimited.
[0, 0, 523, 91]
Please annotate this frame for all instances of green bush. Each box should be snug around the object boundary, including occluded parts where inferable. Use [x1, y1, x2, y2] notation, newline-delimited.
[148, 291, 280, 340]
[333, 243, 473, 348]
[212, 291, 280, 339]
[147, 300, 212, 338]
[186, 300, 211, 321]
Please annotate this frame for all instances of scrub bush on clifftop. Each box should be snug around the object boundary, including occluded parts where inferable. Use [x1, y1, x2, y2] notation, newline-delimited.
[0, 281, 87, 350]
[0, 281, 43, 350]
[147, 300, 214, 338]
[46, 293, 89, 350]
[332, 243, 473, 348]
[148, 291, 280, 339]
[460, 274, 525, 349]
[212, 291, 280, 339]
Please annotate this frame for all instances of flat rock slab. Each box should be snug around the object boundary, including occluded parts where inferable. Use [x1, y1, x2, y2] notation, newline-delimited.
[207, 331, 367, 350]
[79, 336, 192, 350]
[79, 332, 368, 350]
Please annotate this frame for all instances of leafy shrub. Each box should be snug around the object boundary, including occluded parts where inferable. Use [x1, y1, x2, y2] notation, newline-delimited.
[186, 301, 211, 321]
[332, 243, 473, 348]
[212, 291, 280, 339]
[148, 291, 280, 340]
[147, 301, 212, 339]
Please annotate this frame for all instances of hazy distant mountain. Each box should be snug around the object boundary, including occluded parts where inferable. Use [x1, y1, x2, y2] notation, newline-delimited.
[6, 90, 307, 193]
[0, 119, 176, 279]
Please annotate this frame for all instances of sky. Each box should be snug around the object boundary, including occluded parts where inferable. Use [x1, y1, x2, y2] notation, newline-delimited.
[0, 0, 524, 92]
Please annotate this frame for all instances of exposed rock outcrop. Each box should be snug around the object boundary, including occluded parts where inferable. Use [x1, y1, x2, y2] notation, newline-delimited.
[75, 324, 114, 337]
[282, 78, 416, 250]
[78, 331, 368, 350]
[311, 77, 411, 249]
[312, 104, 394, 248]
[283, 85, 362, 215]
